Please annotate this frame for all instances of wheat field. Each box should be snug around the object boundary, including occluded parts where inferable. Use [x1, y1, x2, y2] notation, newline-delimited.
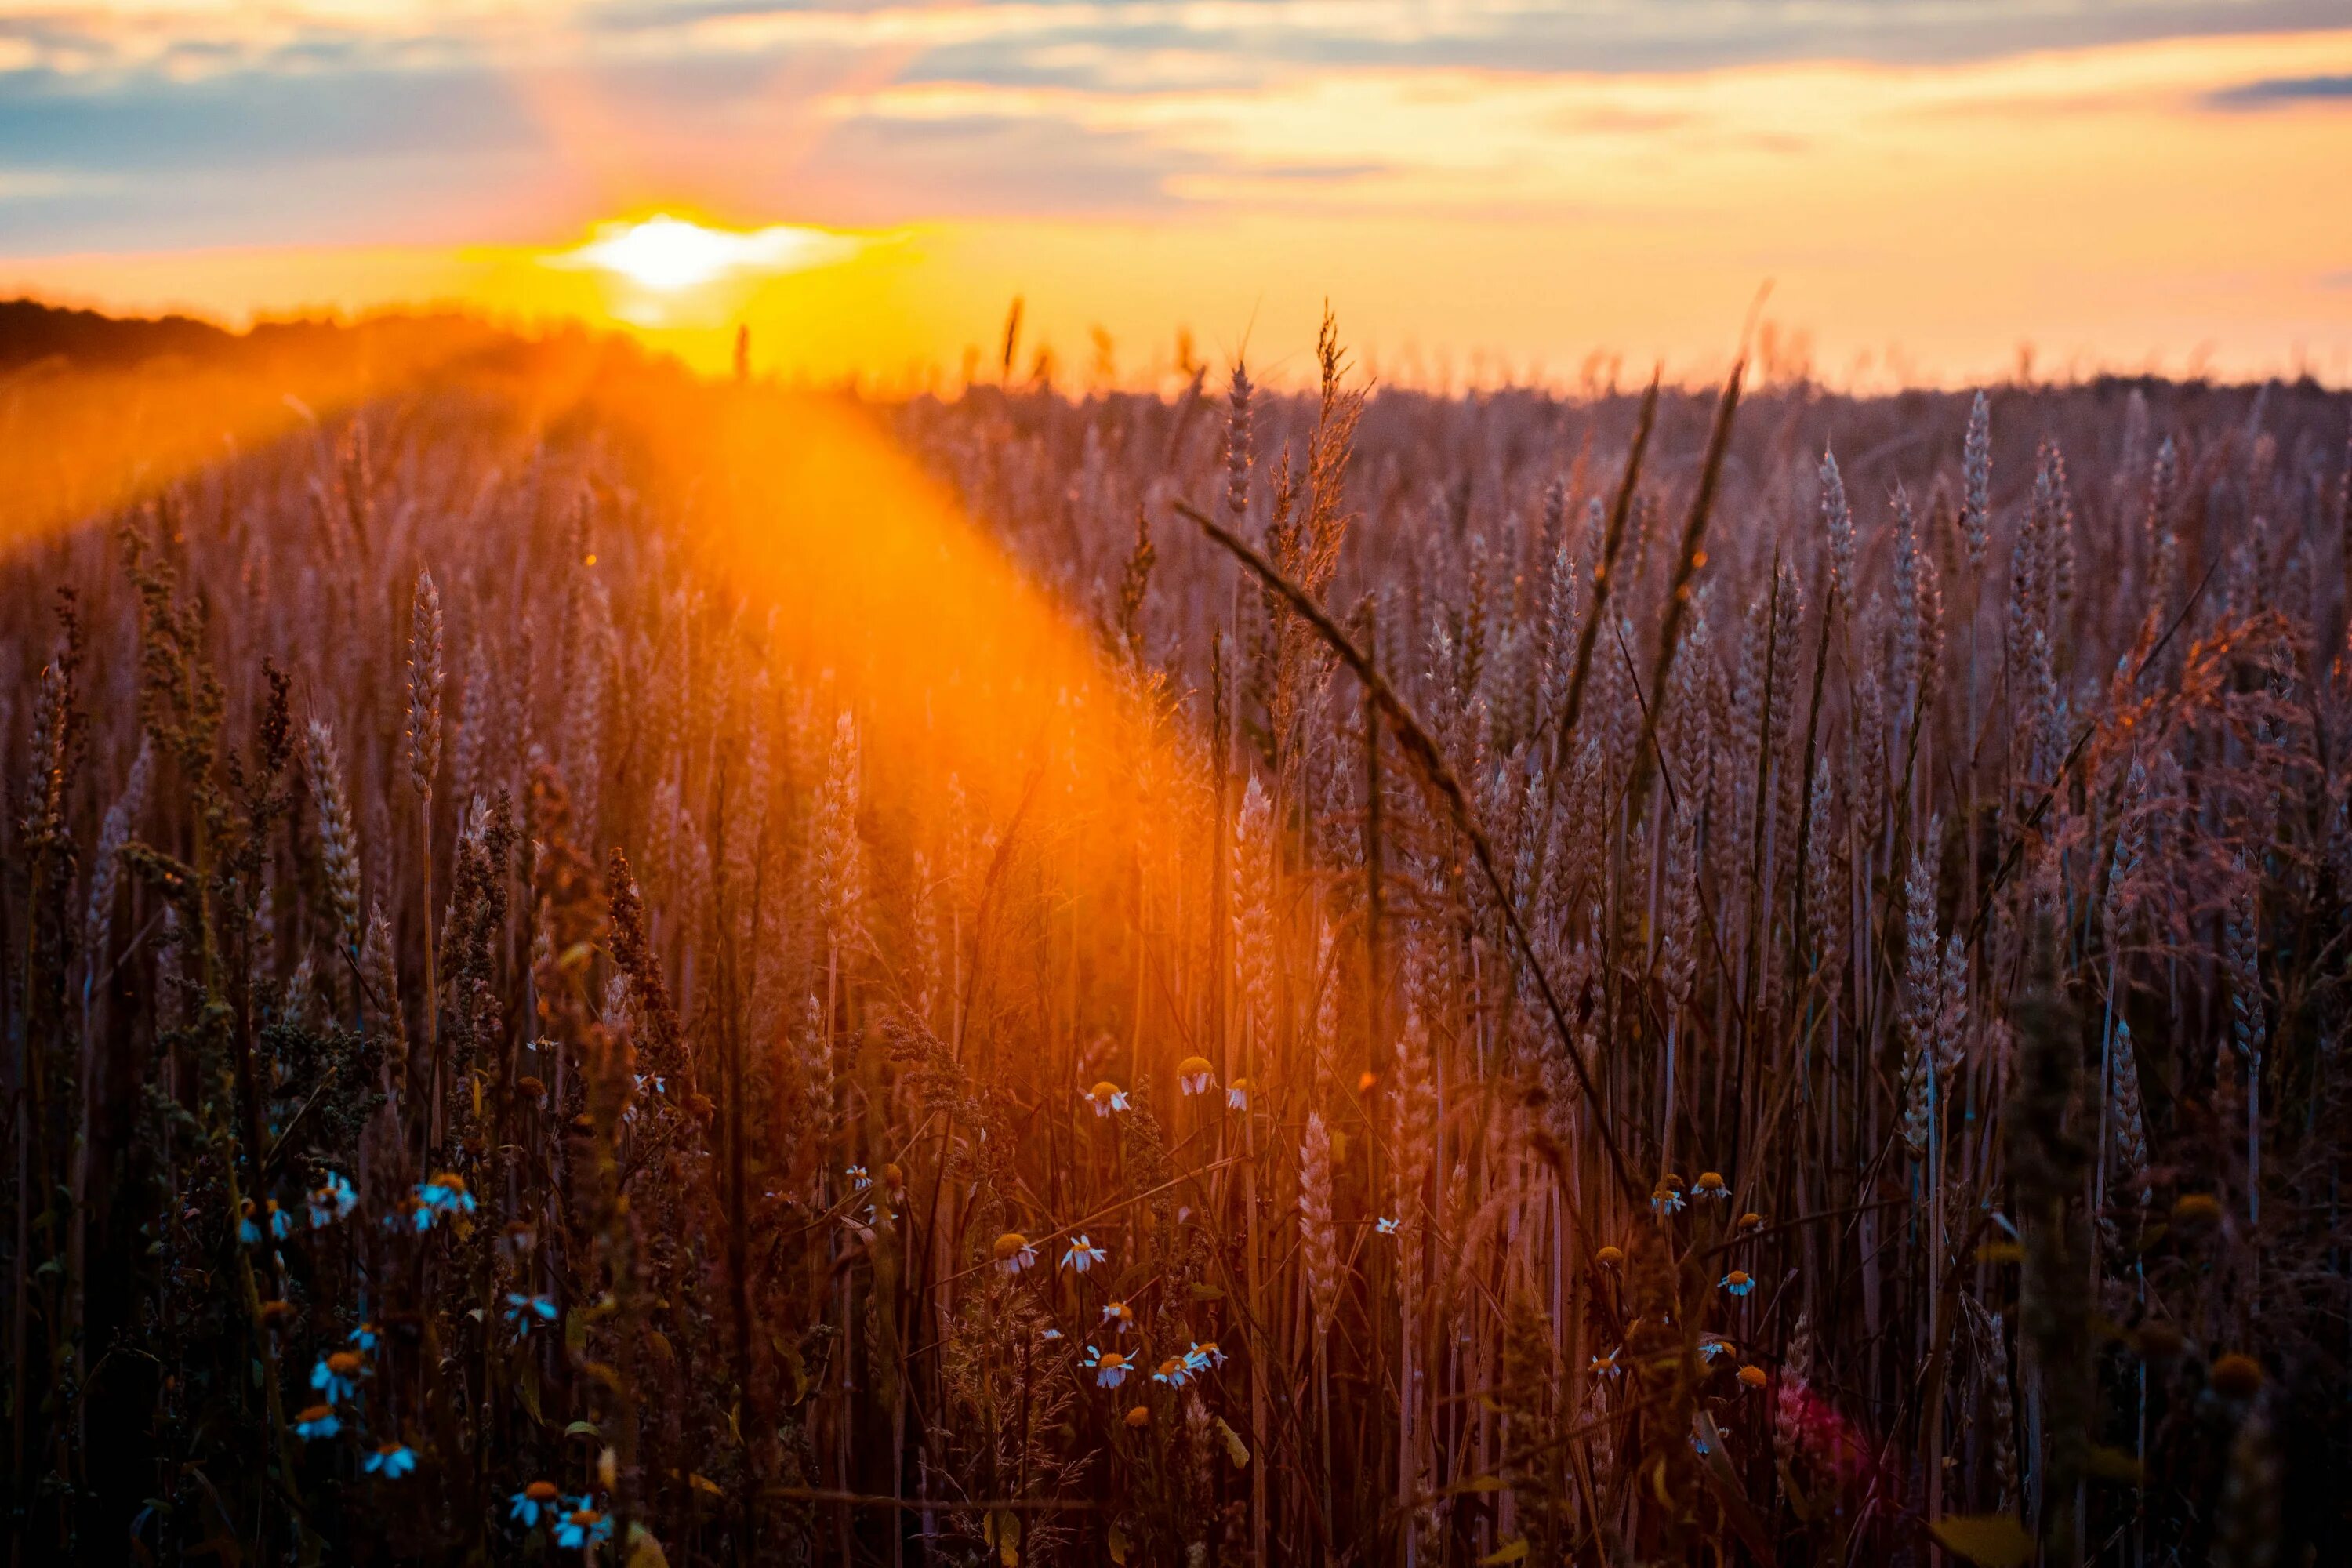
[2, 317, 2348, 1565]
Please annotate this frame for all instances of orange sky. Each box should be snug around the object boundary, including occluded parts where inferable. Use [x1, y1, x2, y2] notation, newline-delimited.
[2, 13, 2347, 389]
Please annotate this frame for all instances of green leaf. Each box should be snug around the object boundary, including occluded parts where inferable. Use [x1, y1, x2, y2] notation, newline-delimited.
[1213, 1417, 1250, 1469]
[1929, 1515, 2035, 1568]
[565, 1420, 602, 1439]
[1479, 1540, 1529, 1565]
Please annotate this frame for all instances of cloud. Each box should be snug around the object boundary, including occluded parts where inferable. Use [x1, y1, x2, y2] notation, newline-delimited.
[2205, 73, 2352, 107]
[2, 2, 2351, 254]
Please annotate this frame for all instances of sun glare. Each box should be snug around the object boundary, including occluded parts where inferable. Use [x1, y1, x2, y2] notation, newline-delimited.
[549, 215, 862, 294]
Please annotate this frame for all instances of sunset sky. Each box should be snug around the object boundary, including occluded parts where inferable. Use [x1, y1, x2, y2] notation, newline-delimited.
[2, 1, 2349, 387]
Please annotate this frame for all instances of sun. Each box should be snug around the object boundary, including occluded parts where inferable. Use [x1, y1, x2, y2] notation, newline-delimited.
[540, 214, 864, 324]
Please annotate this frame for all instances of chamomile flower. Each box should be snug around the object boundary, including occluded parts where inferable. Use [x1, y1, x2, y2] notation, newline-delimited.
[1152, 1356, 1190, 1388]
[505, 1292, 558, 1329]
[1693, 1171, 1730, 1201]
[1738, 1364, 1769, 1388]
[1699, 1335, 1732, 1363]
[993, 1232, 1038, 1274]
[1651, 1176, 1686, 1215]
[1177, 1056, 1216, 1095]
[1589, 1351, 1622, 1377]
[555, 1501, 613, 1549]
[1226, 1078, 1252, 1112]
[1084, 1347, 1131, 1388]
[308, 1171, 358, 1229]
[1102, 1301, 1134, 1333]
[293, 1404, 340, 1440]
[510, 1480, 563, 1527]
[1062, 1234, 1107, 1273]
[1040, 1327, 1064, 1341]
[1375, 1216, 1401, 1236]
[1087, 1081, 1131, 1116]
[365, 1442, 417, 1478]
[1720, 1270, 1755, 1298]
[312, 1351, 365, 1402]
[1183, 1341, 1226, 1373]
[348, 1322, 380, 1352]
[846, 1166, 871, 1189]
[413, 1174, 475, 1230]
[240, 1199, 289, 1244]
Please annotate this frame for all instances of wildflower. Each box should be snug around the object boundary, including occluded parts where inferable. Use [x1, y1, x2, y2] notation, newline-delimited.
[1177, 1055, 1216, 1095]
[313, 1350, 366, 1401]
[1594, 1245, 1624, 1269]
[2172, 1192, 2223, 1228]
[1693, 1171, 1730, 1201]
[1125, 1404, 1152, 1428]
[1085, 1347, 1131, 1388]
[413, 1173, 476, 1230]
[846, 1165, 870, 1189]
[2210, 1353, 2264, 1400]
[293, 1404, 340, 1440]
[348, 1322, 380, 1352]
[1651, 1176, 1686, 1215]
[1040, 1327, 1063, 1341]
[1102, 1301, 1134, 1333]
[511, 1480, 563, 1527]
[365, 1442, 418, 1477]
[1738, 1364, 1769, 1388]
[1370, 1215, 1399, 1236]
[257, 1298, 296, 1328]
[505, 1292, 558, 1329]
[1087, 1080, 1131, 1116]
[1153, 1356, 1190, 1388]
[1699, 1335, 1732, 1362]
[503, 1221, 538, 1256]
[1226, 1077, 1252, 1111]
[555, 1503, 614, 1549]
[1184, 1341, 1225, 1373]
[1357, 1070, 1377, 1093]
[243, 1194, 294, 1241]
[1062, 1234, 1107, 1273]
[1692, 1432, 1712, 1457]
[1737, 1212, 1766, 1232]
[1721, 1270, 1755, 1297]
[993, 1232, 1038, 1274]
[1589, 1351, 1621, 1377]
[307, 1171, 358, 1229]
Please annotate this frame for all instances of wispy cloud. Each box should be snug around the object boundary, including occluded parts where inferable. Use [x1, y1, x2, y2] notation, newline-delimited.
[2205, 72, 2352, 107]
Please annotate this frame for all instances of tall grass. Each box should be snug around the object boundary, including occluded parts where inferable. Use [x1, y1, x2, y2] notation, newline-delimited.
[3, 324, 2349, 1565]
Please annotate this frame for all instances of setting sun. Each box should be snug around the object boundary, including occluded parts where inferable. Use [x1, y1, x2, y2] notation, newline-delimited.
[548, 216, 861, 294]
[535, 214, 867, 328]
